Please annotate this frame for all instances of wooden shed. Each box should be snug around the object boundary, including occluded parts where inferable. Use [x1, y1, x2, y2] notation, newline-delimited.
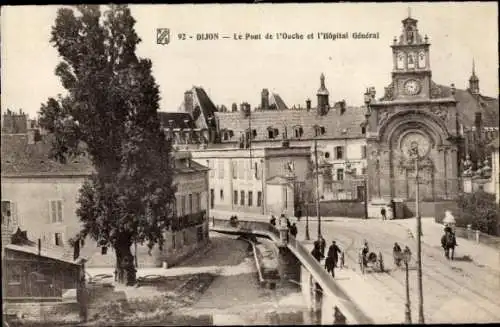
[2, 228, 84, 302]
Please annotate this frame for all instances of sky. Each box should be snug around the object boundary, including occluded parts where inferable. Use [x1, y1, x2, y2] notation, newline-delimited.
[1, 2, 498, 118]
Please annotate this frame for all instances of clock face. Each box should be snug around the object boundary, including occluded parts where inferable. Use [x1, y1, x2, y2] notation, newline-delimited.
[404, 79, 421, 96]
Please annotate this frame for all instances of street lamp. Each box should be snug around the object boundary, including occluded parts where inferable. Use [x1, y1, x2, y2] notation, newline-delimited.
[403, 247, 412, 324]
[314, 138, 322, 240]
[411, 152, 425, 324]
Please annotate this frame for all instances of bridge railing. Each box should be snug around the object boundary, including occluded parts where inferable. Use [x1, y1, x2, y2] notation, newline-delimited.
[211, 217, 280, 237]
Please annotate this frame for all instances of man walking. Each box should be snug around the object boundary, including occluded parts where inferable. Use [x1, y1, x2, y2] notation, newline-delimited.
[290, 223, 298, 239]
[326, 241, 342, 277]
[381, 207, 387, 221]
[319, 236, 326, 258]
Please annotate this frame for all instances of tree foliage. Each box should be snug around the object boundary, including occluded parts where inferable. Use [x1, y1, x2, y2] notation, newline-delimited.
[38, 4, 176, 267]
[457, 191, 500, 236]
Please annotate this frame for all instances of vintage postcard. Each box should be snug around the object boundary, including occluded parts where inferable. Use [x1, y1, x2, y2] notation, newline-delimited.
[1, 2, 499, 326]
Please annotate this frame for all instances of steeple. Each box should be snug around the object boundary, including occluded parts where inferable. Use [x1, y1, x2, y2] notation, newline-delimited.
[469, 58, 480, 95]
[317, 73, 329, 96]
[316, 73, 329, 116]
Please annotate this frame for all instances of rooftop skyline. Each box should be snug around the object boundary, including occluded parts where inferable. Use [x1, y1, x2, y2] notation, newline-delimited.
[1, 3, 498, 118]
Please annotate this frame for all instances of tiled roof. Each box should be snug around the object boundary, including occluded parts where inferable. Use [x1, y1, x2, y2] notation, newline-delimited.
[215, 106, 367, 141]
[1, 134, 94, 177]
[158, 112, 196, 129]
[437, 85, 499, 128]
[1, 133, 204, 177]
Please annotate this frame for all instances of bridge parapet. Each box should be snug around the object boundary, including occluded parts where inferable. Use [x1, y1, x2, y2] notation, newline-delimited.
[210, 217, 374, 325]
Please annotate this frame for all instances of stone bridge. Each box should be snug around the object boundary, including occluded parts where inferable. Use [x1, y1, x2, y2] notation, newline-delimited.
[210, 218, 374, 325]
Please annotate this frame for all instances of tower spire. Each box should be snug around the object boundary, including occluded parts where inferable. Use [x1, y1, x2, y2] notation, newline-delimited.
[472, 58, 476, 75]
[408, 7, 412, 18]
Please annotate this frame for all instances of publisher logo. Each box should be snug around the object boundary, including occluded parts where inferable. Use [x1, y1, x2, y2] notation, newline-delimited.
[157, 28, 170, 45]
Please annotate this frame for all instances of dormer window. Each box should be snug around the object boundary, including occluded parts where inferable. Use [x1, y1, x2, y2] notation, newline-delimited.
[293, 126, 304, 138]
[267, 127, 279, 139]
[314, 125, 326, 136]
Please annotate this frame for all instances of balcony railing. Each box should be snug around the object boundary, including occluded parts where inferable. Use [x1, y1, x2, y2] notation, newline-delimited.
[171, 210, 207, 231]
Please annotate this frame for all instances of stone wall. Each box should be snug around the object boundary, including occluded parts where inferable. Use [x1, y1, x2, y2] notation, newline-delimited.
[304, 200, 365, 218]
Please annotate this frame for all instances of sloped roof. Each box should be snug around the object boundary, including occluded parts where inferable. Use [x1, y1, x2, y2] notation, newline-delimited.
[215, 106, 366, 140]
[1, 133, 205, 177]
[158, 112, 196, 129]
[5, 243, 81, 265]
[437, 85, 499, 128]
[194, 87, 218, 121]
[269, 93, 288, 110]
[1, 134, 94, 177]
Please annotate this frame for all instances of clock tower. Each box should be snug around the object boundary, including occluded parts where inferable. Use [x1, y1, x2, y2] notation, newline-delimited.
[364, 12, 461, 215]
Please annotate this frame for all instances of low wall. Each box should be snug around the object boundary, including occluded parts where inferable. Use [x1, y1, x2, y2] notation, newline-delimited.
[304, 200, 365, 218]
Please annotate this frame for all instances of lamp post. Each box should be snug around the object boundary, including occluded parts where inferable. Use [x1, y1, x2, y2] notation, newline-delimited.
[314, 138, 322, 239]
[304, 200, 310, 241]
[403, 247, 412, 324]
[412, 153, 425, 324]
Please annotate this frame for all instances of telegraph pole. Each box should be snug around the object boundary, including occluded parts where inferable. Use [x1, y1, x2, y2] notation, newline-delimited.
[415, 157, 425, 323]
[314, 139, 322, 239]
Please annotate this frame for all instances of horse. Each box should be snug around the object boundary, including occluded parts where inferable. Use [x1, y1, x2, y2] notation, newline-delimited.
[441, 231, 457, 260]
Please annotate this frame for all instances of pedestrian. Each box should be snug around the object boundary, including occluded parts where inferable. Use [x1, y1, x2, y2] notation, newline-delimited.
[381, 207, 387, 221]
[270, 215, 276, 226]
[311, 241, 323, 262]
[290, 223, 298, 238]
[327, 240, 342, 269]
[319, 236, 326, 258]
[295, 205, 302, 222]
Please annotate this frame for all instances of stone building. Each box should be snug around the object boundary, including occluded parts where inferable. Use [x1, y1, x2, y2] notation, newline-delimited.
[1, 112, 210, 268]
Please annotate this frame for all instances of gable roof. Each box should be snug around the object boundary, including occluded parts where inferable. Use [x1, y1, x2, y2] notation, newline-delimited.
[215, 106, 366, 141]
[1, 134, 94, 177]
[269, 93, 288, 110]
[436, 85, 499, 128]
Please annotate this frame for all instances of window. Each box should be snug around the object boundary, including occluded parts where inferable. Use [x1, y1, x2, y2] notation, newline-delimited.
[324, 182, 333, 193]
[325, 152, 330, 159]
[172, 234, 176, 249]
[54, 233, 63, 246]
[320, 126, 326, 135]
[335, 146, 344, 160]
[257, 191, 262, 207]
[361, 145, 367, 159]
[267, 127, 279, 139]
[248, 191, 253, 206]
[208, 160, 215, 178]
[210, 190, 214, 209]
[220, 189, 224, 201]
[223, 132, 229, 141]
[218, 160, 224, 179]
[234, 190, 238, 205]
[361, 126, 366, 134]
[294, 126, 304, 138]
[183, 230, 188, 245]
[50, 200, 63, 223]
[314, 125, 326, 137]
[240, 191, 245, 206]
[180, 196, 186, 216]
[362, 168, 367, 175]
[188, 194, 193, 214]
[337, 169, 344, 181]
[246, 160, 252, 180]
[193, 193, 199, 212]
[232, 160, 237, 179]
[238, 160, 244, 179]
[2, 200, 16, 226]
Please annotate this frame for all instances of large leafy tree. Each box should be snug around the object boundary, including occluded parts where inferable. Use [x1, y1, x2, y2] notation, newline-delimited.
[39, 5, 176, 285]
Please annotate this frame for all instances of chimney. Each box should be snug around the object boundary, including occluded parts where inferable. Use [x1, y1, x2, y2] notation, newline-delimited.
[306, 99, 311, 110]
[261, 89, 270, 110]
[231, 103, 238, 112]
[184, 90, 194, 113]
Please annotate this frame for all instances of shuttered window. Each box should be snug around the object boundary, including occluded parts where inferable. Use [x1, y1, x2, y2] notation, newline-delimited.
[49, 200, 63, 223]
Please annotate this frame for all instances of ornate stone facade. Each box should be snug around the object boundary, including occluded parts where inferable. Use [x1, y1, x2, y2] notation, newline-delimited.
[366, 14, 460, 203]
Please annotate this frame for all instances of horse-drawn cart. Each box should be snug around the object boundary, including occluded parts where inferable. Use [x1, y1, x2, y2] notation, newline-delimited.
[359, 251, 384, 274]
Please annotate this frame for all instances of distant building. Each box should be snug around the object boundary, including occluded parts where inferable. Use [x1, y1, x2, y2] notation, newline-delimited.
[163, 13, 498, 218]
[188, 146, 312, 218]
[1, 112, 210, 268]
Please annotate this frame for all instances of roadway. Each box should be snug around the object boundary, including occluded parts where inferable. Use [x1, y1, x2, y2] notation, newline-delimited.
[295, 218, 500, 324]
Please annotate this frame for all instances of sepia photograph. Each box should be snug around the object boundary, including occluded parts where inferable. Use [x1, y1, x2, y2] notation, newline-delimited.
[1, 2, 499, 326]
